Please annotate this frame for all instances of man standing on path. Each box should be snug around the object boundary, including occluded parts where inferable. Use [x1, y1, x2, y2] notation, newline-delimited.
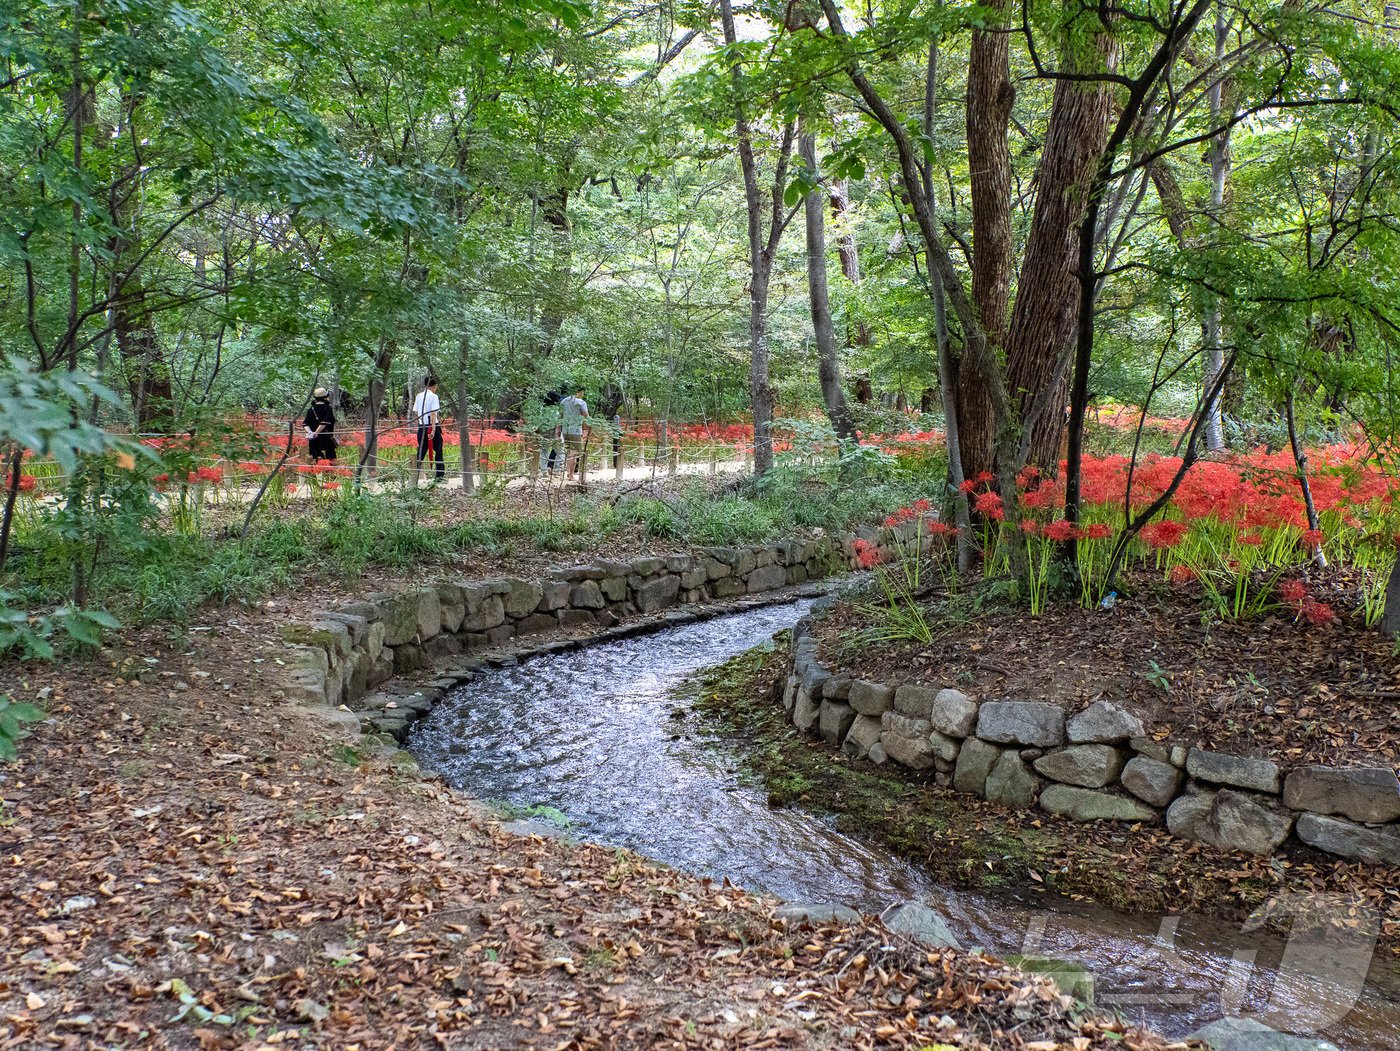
[560, 384, 590, 482]
[412, 376, 446, 483]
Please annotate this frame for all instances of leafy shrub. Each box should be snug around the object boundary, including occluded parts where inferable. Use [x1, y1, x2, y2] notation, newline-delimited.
[0, 695, 44, 761]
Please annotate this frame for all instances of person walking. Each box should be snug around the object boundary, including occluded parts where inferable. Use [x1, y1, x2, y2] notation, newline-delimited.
[304, 388, 338, 463]
[560, 384, 590, 481]
[412, 376, 446, 483]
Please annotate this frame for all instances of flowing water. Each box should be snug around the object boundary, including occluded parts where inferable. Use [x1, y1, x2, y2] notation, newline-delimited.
[408, 599, 1400, 1049]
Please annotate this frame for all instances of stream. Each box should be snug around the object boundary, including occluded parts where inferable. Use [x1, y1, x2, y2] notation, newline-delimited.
[407, 599, 1400, 1049]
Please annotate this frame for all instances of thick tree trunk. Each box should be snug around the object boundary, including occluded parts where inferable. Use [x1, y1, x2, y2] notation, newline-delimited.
[721, 0, 789, 478]
[800, 131, 856, 445]
[959, 0, 1014, 480]
[538, 188, 571, 358]
[1003, 50, 1116, 472]
[115, 278, 175, 429]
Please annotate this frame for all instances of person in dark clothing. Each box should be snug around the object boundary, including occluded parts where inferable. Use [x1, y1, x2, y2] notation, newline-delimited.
[412, 376, 446, 481]
[304, 388, 338, 462]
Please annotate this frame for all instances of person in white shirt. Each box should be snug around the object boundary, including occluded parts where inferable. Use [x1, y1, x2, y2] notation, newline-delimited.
[559, 385, 590, 481]
[412, 376, 445, 482]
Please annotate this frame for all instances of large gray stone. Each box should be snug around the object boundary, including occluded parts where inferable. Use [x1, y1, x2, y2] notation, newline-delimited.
[570, 580, 606, 610]
[1039, 785, 1156, 823]
[928, 731, 960, 764]
[631, 556, 666, 577]
[312, 610, 368, 647]
[842, 714, 884, 759]
[892, 684, 938, 720]
[501, 578, 544, 618]
[1033, 745, 1125, 788]
[409, 587, 442, 640]
[364, 620, 386, 663]
[374, 593, 420, 647]
[1283, 766, 1400, 825]
[461, 593, 505, 632]
[633, 574, 681, 612]
[879, 902, 961, 949]
[1295, 813, 1400, 866]
[1066, 700, 1145, 744]
[881, 712, 936, 769]
[1187, 748, 1282, 794]
[1121, 755, 1184, 807]
[848, 680, 894, 717]
[984, 752, 1039, 808]
[1188, 1017, 1339, 1051]
[745, 564, 787, 593]
[930, 689, 978, 738]
[819, 701, 856, 747]
[538, 580, 572, 611]
[792, 689, 820, 733]
[953, 738, 1001, 795]
[1167, 790, 1294, 855]
[977, 701, 1066, 747]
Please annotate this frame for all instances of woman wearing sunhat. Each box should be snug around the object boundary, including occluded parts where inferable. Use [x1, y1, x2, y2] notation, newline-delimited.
[304, 388, 338, 463]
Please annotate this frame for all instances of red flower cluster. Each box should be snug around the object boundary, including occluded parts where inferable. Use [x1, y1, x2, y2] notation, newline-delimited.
[17, 475, 37, 493]
[1139, 520, 1189, 549]
[852, 538, 884, 569]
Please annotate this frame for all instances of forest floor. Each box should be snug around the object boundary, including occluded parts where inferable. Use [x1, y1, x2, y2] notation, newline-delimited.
[688, 635, 1400, 958]
[815, 569, 1399, 767]
[0, 613, 1181, 1050]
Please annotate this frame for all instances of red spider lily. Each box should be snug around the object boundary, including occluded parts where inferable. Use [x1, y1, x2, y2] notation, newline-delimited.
[17, 475, 37, 493]
[883, 515, 899, 528]
[1237, 532, 1264, 547]
[1041, 519, 1078, 543]
[1170, 564, 1197, 583]
[958, 478, 978, 494]
[1139, 519, 1189, 549]
[973, 491, 1005, 521]
[852, 538, 883, 569]
[1020, 479, 1060, 509]
[974, 470, 996, 485]
[927, 521, 960, 537]
[912, 498, 931, 513]
[1016, 465, 1040, 489]
[1278, 578, 1309, 605]
[1301, 599, 1336, 626]
[324, 481, 341, 491]
[1083, 523, 1112, 540]
[1301, 528, 1324, 549]
[196, 465, 223, 483]
[1021, 520, 1041, 536]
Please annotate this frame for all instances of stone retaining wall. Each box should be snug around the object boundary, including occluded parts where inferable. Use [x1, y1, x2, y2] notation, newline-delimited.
[277, 521, 923, 742]
[785, 613, 1400, 868]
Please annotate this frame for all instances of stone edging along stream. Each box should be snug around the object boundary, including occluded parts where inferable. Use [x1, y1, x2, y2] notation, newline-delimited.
[784, 610, 1400, 869]
[273, 520, 923, 746]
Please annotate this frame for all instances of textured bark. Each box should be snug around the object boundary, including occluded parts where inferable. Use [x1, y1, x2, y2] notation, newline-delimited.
[1200, 2, 1232, 451]
[800, 131, 856, 444]
[115, 275, 174, 429]
[828, 179, 870, 348]
[1004, 56, 1116, 471]
[959, 0, 1015, 479]
[721, 0, 790, 478]
[1383, 556, 1400, 637]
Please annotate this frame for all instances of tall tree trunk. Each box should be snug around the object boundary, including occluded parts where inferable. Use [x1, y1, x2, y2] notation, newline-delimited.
[1004, 38, 1118, 472]
[959, 0, 1014, 480]
[924, 41, 974, 569]
[1201, 2, 1232, 451]
[721, 0, 790, 478]
[828, 179, 869, 348]
[800, 129, 856, 445]
[538, 187, 571, 357]
[457, 334, 475, 493]
[115, 275, 175, 429]
[1383, 557, 1400, 637]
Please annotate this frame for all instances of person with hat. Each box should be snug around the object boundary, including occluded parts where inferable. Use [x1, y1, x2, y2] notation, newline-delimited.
[304, 388, 338, 463]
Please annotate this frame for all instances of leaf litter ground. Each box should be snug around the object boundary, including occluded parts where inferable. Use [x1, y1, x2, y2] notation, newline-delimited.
[0, 613, 1182, 1050]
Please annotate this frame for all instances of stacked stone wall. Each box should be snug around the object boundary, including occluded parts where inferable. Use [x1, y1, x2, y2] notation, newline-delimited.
[785, 616, 1400, 869]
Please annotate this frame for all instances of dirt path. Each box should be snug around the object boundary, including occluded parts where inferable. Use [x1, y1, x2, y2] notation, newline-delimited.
[0, 611, 1180, 1050]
